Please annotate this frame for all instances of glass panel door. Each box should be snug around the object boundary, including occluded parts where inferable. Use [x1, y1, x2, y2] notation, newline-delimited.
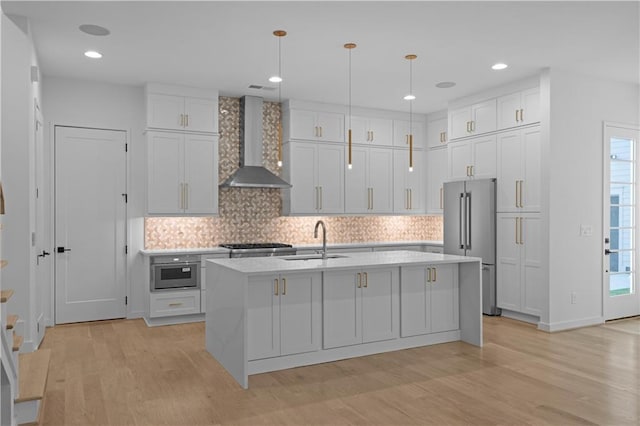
[604, 124, 640, 320]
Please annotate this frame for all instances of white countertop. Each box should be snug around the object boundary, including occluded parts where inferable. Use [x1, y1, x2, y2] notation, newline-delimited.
[140, 240, 443, 256]
[207, 250, 479, 275]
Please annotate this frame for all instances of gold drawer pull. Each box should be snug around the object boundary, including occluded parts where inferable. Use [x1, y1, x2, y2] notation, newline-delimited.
[168, 302, 183, 307]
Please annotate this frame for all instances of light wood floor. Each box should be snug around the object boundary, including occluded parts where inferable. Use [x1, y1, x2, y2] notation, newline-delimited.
[39, 316, 640, 425]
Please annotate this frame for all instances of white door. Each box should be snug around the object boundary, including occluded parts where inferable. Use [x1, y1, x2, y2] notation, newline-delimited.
[361, 268, 398, 344]
[323, 270, 362, 349]
[430, 264, 459, 333]
[400, 266, 430, 337]
[603, 124, 640, 320]
[55, 127, 127, 324]
[279, 272, 321, 356]
[34, 103, 50, 345]
[247, 275, 280, 360]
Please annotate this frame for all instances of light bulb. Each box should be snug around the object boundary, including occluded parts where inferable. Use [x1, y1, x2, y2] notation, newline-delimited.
[409, 166, 413, 172]
[348, 163, 353, 170]
[491, 63, 508, 70]
[277, 160, 283, 167]
[403, 94, 416, 101]
[84, 50, 102, 59]
[269, 75, 282, 83]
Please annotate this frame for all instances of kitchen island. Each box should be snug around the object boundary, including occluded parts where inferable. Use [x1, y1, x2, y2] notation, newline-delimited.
[206, 250, 482, 388]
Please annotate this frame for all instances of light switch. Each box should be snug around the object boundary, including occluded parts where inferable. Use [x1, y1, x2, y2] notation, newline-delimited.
[580, 225, 593, 237]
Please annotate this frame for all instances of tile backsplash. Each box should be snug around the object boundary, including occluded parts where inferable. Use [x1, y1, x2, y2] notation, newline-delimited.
[144, 97, 443, 249]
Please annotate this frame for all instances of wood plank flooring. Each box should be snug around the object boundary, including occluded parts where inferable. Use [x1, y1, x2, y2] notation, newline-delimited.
[38, 316, 640, 425]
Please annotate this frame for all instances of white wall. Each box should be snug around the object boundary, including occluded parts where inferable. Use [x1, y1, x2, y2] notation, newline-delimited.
[544, 69, 640, 330]
[42, 76, 147, 319]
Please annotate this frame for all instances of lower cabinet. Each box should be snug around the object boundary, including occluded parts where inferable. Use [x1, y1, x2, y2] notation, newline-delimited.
[247, 272, 322, 360]
[400, 264, 459, 337]
[150, 290, 201, 318]
[323, 267, 399, 349]
[496, 213, 543, 316]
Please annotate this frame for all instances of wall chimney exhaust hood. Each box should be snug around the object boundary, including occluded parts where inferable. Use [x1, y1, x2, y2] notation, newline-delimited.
[220, 96, 292, 189]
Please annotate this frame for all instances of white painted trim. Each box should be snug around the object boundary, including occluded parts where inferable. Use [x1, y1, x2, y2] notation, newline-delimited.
[143, 313, 204, 327]
[15, 399, 39, 425]
[249, 330, 461, 375]
[500, 309, 539, 325]
[538, 316, 604, 332]
[127, 310, 145, 320]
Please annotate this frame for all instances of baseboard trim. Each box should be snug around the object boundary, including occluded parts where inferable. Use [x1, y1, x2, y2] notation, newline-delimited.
[538, 316, 604, 332]
[500, 309, 540, 325]
[143, 313, 205, 327]
[127, 310, 145, 320]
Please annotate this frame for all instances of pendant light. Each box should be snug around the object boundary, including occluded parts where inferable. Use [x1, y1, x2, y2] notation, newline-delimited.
[404, 54, 417, 172]
[345, 42, 356, 170]
[270, 30, 287, 168]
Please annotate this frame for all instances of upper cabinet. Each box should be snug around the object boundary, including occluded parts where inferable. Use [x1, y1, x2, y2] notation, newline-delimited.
[448, 134, 497, 181]
[345, 147, 394, 214]
[427, 116, 448, 149]
[393, 119, 426, 149]
[449, 99, 496, 140]
[145, 84, 218, 134]
[426, 147, 447, 214]
[393, 149, 425, 214]
[497, 88, 540, 130]
[289, 109, 345, 143]
[349, 116, 394, 146]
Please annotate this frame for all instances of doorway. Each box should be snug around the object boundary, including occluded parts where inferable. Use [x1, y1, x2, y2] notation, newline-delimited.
[54, 126, 127, 324]
[34, 101, 49, 344]
[603, 123, 640, 320]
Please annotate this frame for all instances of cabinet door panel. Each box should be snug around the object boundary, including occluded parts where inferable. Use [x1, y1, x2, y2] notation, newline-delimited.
[427, 148, 447, 214]
[522, 127, 541, 212]
[369, 118, 394, 146]
[147, 132, 184, 214]
[521, 88, 540, 126]
[497, 215, 521, 311]
[323, 271, 362, 349]
[497, 130, 522, 212]
[427, 117, 448, 149]
[184, 97, 217, 133]
[280, 273, 321, 356]
[247, 276, 280, 360]
[394, 120, 425, 149]
[522, 215, 543, 316]
[317, 144, 345, 213]
[471, 99, 497, 135]
[448, 142, 473, 180]
[400, 267, 430, 337]
[393, 150, 409, 213]
[497, 93, 521, 130]
[472, 135, 497, 179]
[184, 135, 217, 214]
[349, 116, 370, 144]
[406, 152, 425, 213]
[289, 110, 318, 140]
[449, 107, 472, 140]
[288, 143, 317, 213]
[317, 112, 345, 142]
[430, 264, 459, 333]
[147, 94, 184, 131]
[369, 148, 394, 213]
[345, 147, 368, 213]
[362, 268, 398, 344]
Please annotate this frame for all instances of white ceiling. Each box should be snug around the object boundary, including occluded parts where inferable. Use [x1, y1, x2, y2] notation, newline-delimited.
[2, 1, 639, 114]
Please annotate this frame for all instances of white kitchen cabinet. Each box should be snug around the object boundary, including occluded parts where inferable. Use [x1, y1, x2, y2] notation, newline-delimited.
[289, 109, 345, 143]
[426, 147, 447, 214]
[497, 88, 540, 130]
[349, 116, 393, 146]
[147, 131, 218, 215]
[284, 141, 344, 214]
[345, 147, 393, 214]
[146, 93, 218, 134]
[497, 126, 541, 212]
[423, 245, 444, 254]
[393, 149, 425, 213]
[400, 264, 459, 337]
[448, 134, 496, 180]
[449, 99, 497, 140]
[247, 272, 322, 361]
[200, 253, 229, 313]
[427, 116, 448, 149]
[496, 213, 543, 316]
[393, 119, 426, 149]
[323, 267, 399, 349]
[150, 289, 201, 318]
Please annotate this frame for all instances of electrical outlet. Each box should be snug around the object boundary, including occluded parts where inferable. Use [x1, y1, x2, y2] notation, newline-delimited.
[571, 292, 577, 304]
[580, 225, 593, 237]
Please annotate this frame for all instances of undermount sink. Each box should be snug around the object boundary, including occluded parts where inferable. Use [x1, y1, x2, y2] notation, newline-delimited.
[281, 254, 348, 261]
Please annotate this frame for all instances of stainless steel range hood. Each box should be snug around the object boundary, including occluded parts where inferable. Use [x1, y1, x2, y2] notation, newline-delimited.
[220, 96, 291, 189]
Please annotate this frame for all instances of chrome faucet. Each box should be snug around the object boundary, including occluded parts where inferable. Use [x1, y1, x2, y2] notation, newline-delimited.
[314, 220, 327, 259]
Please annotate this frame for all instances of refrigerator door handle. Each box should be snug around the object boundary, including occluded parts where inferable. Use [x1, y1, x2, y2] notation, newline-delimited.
[465, 192, 471, 249]
[459, 193, 465, 249]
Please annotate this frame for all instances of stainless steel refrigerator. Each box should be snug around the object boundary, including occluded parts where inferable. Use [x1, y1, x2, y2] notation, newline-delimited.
[443, 178, 500, 316]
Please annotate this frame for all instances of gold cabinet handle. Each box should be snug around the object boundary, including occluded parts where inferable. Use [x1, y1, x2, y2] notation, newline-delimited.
[519, 180, 523, 208]
[357, 272, 362, 288]
[179, 183, 184, 209]
[409, 189, 412, 210]
[520, 109, 524, 122]
[515, 217, 520, 244]
[180, 114, 184, 127]
[363, 272, 368, 288]
[466, 166, 470, 177]
[466, 121, 470, 133]
[184, 183, 189, 210]
[433, 267, 437, 282]
[520, 216, 524, 245]
[319, 186, 323, 210]
[405, 189, 409, 210]
[515, 181, 519, 208]
[274, 278, 279, 296]
[470, 165, 474, 177]
[282, 278, 287, 296]
[427, 267, 432, 283]
[319, 126, 323, 138]
[515, 109, 519, 122]
[370, 188, 373, 210]
[169, 302, 183, 307]
[440, 187, 444, 210]
[471, 121, 475, 132]
[185, 114, 189, 127]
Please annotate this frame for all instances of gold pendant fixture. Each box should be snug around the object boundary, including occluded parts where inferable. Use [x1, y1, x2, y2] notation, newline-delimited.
[404, 54, 417, 172]
[345, 42, 356, 170]
[271, 30, 287, 168]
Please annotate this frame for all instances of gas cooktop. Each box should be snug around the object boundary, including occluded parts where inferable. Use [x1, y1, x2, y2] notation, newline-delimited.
[219, 243, 293, 250]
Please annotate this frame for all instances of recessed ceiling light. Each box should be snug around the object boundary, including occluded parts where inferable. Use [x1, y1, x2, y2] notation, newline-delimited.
[491, 63, 508, 70]
[403, 94, 416, 101]
[84, 50, 102, 59]
[79, 24, 110, 36]
[268, 76, 282, 83]
[435, 81, 456, 88]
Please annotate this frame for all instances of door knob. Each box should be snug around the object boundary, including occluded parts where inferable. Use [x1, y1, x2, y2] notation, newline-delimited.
[37, 250, 50, 258]
[604, 249, 611, 255]
[57, 247, 71, 253]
